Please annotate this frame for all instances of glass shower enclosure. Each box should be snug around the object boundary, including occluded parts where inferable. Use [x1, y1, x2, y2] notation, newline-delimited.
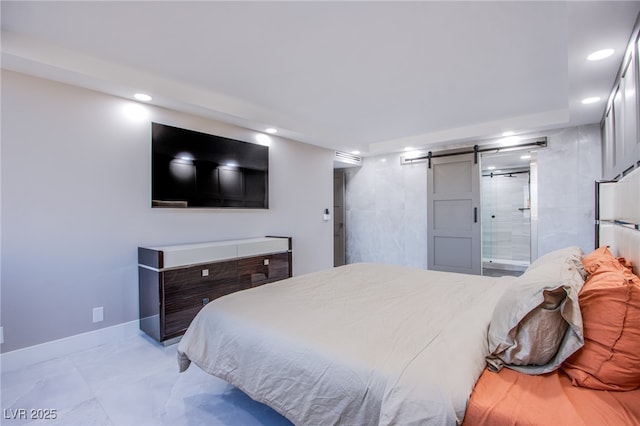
[481, 151, 536, 274]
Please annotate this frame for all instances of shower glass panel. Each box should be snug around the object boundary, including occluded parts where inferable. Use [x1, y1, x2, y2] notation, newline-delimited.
[481, 152, 532, 272]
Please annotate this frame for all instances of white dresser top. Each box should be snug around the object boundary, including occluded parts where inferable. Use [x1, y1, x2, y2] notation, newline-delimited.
[142, 237, 290, 269]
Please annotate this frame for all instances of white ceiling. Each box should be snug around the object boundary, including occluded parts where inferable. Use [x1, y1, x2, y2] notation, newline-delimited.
[2, 1, 639, 156]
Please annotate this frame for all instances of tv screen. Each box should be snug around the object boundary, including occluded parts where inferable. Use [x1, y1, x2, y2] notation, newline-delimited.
[151, 123, 269, 208]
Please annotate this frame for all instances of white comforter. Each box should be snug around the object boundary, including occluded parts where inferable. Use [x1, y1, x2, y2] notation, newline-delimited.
[177, 263, 511, 425]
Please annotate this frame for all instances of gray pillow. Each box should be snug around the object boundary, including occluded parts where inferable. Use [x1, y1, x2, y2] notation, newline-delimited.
[486, 247, 585, 374]
[526, 246, 587, 279]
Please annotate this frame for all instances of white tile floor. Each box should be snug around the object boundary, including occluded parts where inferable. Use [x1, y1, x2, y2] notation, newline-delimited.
[1, 334, 293, 426]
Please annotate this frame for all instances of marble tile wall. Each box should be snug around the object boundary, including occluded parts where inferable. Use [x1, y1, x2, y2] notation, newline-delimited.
[537, 124, 602, 257]
[344, 124, 602, 268]
[344, 156, 428, 268]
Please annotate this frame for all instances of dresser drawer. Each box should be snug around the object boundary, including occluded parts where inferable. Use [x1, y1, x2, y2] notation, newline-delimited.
[238, 252, 291, 287]
[163, 260, 239, 336]
[163, 260, 237, 297]
[164, 278, 250, 336]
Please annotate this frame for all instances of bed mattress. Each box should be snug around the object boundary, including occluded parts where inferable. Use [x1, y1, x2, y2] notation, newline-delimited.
[177, 263, 511, 425]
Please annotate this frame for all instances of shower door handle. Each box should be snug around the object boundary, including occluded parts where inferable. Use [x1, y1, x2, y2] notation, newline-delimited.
[474, 207, 478, 223]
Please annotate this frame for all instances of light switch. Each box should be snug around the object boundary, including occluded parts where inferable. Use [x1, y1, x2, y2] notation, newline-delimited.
[263, 259, 269, 266]
[202, 269, 209, 277]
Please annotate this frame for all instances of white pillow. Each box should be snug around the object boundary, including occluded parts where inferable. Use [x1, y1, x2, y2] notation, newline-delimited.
[486, 247, 585, 374]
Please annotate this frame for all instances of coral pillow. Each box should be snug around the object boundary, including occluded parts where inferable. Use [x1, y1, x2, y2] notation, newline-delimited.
[562, 254, 640, 391]
[581, 245, 625, 274]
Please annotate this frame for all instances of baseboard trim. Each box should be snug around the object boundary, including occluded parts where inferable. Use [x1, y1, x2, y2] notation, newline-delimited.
[1, 320, 142, 372]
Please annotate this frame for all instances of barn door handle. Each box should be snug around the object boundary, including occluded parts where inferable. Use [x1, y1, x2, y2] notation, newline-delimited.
[474, 207, 478, 223]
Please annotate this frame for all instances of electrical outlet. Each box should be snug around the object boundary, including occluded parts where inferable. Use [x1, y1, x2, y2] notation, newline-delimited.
[93, 307, 104, 323]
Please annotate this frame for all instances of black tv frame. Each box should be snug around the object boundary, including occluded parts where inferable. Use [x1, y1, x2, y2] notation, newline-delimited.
[151, 123, 269, 209]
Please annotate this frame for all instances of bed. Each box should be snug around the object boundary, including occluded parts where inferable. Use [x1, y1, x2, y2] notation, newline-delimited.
[178, 263, 513, 424]
[177, 168, 640, 425]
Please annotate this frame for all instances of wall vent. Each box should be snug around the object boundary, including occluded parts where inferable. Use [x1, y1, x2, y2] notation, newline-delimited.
[334, 151, 362, 167]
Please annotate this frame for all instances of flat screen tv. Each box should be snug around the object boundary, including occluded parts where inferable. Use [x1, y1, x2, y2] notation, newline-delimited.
[151, 123, 269, 208]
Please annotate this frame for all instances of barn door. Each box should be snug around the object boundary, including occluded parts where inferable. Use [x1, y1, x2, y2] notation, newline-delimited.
[427, 153, 481, 274]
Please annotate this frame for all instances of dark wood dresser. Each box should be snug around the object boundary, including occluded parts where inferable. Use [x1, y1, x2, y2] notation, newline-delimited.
[138, 236, 292, 344]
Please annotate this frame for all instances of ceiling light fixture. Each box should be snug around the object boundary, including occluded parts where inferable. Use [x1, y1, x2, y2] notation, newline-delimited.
[134, 93, 152, 102]
[265, 128, 277, 134]
[587, 49, 614, 61]
[351, 150, 360, 155]
[502, 131, 515, 137]
[581, 97, 601, 104]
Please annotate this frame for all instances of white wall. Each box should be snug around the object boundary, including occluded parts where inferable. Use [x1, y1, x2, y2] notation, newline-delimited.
[1, 70, 334, 353]
[345, 124, 602, 268]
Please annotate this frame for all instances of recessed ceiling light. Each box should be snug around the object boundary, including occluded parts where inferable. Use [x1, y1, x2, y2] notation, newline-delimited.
[134, 93, 152, 102]
[581, 97, 601, 104]
[265, 128, 277, 134]
[587, 49, 614, 61]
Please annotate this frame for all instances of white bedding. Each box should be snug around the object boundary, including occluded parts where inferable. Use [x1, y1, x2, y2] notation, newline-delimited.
[177, 263, 512, 425]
